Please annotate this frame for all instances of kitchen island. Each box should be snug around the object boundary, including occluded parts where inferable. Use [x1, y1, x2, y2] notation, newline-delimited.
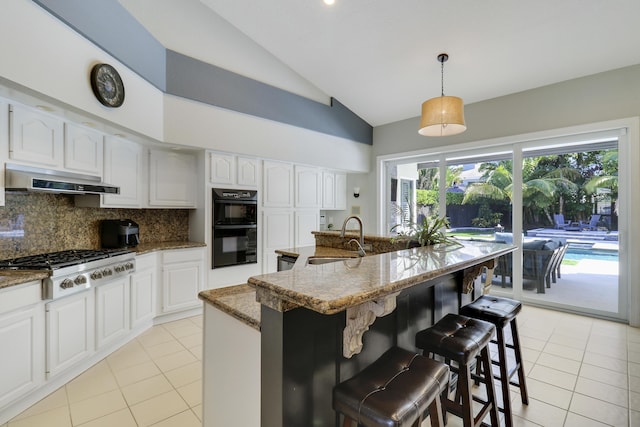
[200, 240, 514, 427]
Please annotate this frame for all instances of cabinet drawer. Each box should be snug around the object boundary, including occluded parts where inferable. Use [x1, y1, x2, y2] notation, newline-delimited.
[0, 281, 41, 315]
[162, 248, 204, 264]
[135, 253, 157, 271]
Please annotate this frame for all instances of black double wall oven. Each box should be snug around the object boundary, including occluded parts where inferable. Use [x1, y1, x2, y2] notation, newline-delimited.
[212, 188, 258, 269]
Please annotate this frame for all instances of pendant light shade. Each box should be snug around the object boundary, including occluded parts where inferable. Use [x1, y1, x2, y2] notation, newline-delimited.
[419, 53, 466, 137]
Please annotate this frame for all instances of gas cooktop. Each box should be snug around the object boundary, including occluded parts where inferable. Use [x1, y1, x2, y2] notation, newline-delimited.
[0, 249, 132, 270]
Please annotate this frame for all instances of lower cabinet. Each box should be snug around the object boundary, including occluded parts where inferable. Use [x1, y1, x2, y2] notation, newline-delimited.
[95, 277, 130, 350]
[130, 253, 157, 329]
[161, 248, 205, 314]
[0, 301, 44, 410]
[45, 290, 95, 378]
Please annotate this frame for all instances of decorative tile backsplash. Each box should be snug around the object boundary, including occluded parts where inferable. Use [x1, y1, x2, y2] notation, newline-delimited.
[0, 193, 190, 258]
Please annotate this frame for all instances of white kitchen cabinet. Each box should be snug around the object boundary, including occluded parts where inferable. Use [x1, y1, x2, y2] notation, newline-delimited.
[295, 165, 322, 208]
[209, 152, 235, 185]
[95, 277, 130, 350]
[149, 149, 197, 208]
[0, 281, 44, 410]
[46, 290, 95, 378]
[102, 136, 144, 208]
[63, 123, 103, 176]
[130, 253, 157, 330]
[9, 104, 64, 168]
[209, 152, 259, 188]
[295, 210, 319, 247]
[160, 248, 205, 314]
[322, 171, 336, 209]
[237, 156, 259, 187]
[335, 172, 347, 210]
[263, 160, 293, 208]
[322, 170, 347, 210]
[263, 209, 293, 273]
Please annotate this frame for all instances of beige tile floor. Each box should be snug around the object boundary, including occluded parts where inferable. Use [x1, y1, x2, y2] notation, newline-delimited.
[4, 306, 640, 426]
[5, 316, 203, 427]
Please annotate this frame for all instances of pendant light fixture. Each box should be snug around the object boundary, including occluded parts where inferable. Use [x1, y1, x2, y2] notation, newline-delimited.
[419, 53, 466, 137]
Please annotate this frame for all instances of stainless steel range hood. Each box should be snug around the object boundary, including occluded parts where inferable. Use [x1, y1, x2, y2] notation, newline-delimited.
[5, 163, 120, 195]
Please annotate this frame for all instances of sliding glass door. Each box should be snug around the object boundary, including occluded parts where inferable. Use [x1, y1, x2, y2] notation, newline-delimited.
[380, 127, 628, 321]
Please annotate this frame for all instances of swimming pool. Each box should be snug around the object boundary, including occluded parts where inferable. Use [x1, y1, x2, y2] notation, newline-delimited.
[564, 247, 619, 262]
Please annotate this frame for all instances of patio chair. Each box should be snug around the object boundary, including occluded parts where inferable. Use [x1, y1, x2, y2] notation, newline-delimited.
[553, 213, 571, 229]
[580, 214, 601, 231]
[493, 239, 562, 293]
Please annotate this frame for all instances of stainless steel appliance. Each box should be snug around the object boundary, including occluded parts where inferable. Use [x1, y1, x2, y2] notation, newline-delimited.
[5, 163, 120, 195]
[100, 219, 140, 248]
[212, 188, 258, 269]
[0, 249, 136, 300]
[277, 255, 297, 271]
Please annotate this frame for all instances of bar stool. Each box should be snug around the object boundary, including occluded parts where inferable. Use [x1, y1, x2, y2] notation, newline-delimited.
[415, 313, 500, 427]
[460, 295, 529, 427]
[333, 346, 449, 427]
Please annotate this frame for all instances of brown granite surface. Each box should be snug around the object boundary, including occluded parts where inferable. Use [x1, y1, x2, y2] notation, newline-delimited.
[312, 231, 408, 254]
[248, 241, 516, 315]
[0, 270, 49, 290]
[0, 192, 190, 259]
[131, 241, 206, 255]
[199, 284, 261, 331]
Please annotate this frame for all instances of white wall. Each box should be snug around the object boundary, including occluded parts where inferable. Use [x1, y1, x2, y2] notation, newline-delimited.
[0, 0, 164, 141]
[163, 95, 371, 172]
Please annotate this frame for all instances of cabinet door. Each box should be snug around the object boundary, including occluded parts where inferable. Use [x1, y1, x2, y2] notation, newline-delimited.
[64, 123, 103, 176]
[209, 152, 235, 185]
[102, 137, 144, 208]
[149, 150, 197, 208]
[9, 104, 63, 168]
[0, 303, 44, 409]
[263, 209, 293, 273]
[322, 171, 336, 209]
[295, 166, 321, 208]
[161, 249, 204, 314]
[295, 210, 319, 247]
[130, 267, 156, 329]
[335, 172, 347, 210]
[263, 160, 293, 207]
[237, 156, 258, 188]
[95, 278, 130, 350]
[46, 290, 95, 378]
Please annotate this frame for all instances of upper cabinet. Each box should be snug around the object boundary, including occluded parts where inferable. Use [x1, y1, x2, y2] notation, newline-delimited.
[322, 170, 347, 210]
[263, 160, 293, 208]
[102, 137, 144, 208]
[149, 149, 197, 208]
[9, 104, 63, 168]
[295, 166, 322, 208]
[63, 123, 103, 176]
[209, 151, 258, 188]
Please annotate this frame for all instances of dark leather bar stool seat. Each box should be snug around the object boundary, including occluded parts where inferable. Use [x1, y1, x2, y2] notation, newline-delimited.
[333, 346, 449, 427]
[415, 313, 500, 427]
[460, 295, 529, 427]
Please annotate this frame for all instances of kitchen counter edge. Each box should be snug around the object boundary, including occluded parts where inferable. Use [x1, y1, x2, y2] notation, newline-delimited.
[199, 284, 261, 331]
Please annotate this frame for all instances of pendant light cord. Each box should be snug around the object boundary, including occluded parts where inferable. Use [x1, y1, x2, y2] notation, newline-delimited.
[441, 59, 445, 97]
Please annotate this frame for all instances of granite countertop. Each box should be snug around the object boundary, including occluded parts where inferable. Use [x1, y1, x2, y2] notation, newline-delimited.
[199, 284, 261, 331]
[0, 270, 50, 291]
[249, 241, 515, 315]
[0, 241, 207, 290]
[131, 241, 206, 254]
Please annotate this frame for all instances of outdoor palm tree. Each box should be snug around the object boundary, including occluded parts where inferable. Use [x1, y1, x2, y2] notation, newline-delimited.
[462, 159, 580, 226]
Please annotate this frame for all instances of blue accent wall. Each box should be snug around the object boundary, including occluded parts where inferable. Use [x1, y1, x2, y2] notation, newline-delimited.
[31, 0, 373, 145]
[33, 0, 166, 91]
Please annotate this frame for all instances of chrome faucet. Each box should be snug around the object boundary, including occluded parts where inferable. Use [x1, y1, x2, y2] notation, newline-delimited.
[340, 215, 365, 255]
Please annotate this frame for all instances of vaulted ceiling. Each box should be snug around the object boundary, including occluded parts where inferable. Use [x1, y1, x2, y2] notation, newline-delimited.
[121, 0, 640, 127]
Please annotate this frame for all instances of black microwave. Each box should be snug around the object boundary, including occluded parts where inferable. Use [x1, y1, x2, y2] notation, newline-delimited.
[212, 188, 258, 269]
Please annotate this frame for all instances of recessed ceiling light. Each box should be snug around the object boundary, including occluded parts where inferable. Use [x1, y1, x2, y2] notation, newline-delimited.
[324, 0, 335, 5]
